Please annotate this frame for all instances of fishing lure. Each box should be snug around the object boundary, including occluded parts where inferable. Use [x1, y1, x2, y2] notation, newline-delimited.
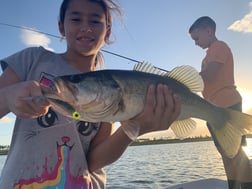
[72, 111, 81, 120]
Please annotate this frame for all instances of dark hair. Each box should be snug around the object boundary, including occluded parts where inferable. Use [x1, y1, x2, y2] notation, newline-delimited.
[59, 0, 122, 44]
[189, 16, 216, 33]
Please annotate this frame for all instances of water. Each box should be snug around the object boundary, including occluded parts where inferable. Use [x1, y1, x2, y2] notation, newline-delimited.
[105, 141, 226, 189]
[0, 155, 6, 175]
[1, 139, 252, 188]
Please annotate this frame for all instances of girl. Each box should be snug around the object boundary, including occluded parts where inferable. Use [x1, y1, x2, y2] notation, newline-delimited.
[0, 0, 180, 188]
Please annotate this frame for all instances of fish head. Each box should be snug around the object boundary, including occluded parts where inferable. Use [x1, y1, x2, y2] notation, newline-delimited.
[44, 74, 84, 119]
[45, 72, 122, 122]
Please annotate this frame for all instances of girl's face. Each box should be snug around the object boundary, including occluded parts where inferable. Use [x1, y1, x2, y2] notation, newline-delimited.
[59, 0, 110, 56]
[190, 28, 212, 49]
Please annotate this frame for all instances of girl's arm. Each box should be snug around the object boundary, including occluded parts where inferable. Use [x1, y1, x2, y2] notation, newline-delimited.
[0, 67, 50, 119]
[0, 67, 20, 117]
[87, 122, 132, 172]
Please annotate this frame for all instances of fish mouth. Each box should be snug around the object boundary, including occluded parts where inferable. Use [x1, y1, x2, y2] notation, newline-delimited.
[46, 96, 77, 119]
[48, 77, 79, 104]
[43, 77, 82, 118]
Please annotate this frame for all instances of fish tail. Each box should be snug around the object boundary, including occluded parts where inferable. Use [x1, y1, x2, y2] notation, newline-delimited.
[209, 108, 252, 158]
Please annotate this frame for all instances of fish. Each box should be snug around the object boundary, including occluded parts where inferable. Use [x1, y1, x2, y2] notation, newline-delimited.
[43, 62, 252, 158]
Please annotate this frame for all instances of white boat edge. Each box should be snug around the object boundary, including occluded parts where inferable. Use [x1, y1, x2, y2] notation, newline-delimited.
[165, 178, 228, 189]
[165, 159, 252, 189]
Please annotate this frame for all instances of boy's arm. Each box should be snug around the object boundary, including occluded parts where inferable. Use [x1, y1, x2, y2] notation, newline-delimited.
[200, 62, 222, 82]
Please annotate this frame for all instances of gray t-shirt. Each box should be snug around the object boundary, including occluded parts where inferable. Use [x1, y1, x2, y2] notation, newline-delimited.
[0, 47, 106, 189]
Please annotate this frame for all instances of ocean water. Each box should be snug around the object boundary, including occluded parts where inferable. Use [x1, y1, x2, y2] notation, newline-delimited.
[1, 139, 252, 188]
[0, 155, 6, 175]
[105, 140, 226, 189]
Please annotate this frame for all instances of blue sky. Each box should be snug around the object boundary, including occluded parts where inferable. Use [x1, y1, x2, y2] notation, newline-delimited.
[1, 0, 252, 144]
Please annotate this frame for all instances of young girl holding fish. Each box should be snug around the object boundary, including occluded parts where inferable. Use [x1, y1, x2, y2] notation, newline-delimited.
[0, 0, 180, 188]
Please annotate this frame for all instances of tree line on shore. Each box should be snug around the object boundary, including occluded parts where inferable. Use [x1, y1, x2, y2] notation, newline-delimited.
[0, 145, 9, 150]
[131, 135, 212, 146]
[0, 145, 10, 155]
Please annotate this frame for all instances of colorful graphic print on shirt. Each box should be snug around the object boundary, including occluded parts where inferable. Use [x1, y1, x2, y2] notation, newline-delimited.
[13, 73, 99, 189]
[14, 136, 92, 189]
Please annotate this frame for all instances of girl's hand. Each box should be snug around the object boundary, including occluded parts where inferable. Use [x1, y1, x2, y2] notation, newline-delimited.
[4, 81, 50, 118]
[121, 84, 181, 140]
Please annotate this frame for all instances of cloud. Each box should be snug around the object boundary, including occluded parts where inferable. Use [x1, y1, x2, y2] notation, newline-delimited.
[228, 2, 252, 33]
[20, 28, 54, 51]
[0, 116, 14, 124]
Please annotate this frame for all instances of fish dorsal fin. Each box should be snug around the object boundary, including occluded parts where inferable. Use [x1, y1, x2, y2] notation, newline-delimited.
[133, 62, 167, 76]
[166, 65, 204, 93]
[134, 62, 204, 93]
[170, 119, 197, 139]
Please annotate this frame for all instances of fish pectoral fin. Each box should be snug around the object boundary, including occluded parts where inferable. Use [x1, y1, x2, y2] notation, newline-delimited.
[170, 118, 196, 139]
[166, 65, 204, 93]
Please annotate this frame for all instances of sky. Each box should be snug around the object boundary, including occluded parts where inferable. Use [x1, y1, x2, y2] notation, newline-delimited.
[1, 0, 252, 145]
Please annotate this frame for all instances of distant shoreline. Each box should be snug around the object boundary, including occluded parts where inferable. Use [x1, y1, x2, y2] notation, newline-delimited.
[0, 150, 9, 156]
[130, 136, 212, 146]
[1, 135, 251, 155]
[0, 137, 212, 156]
[131, 134, 252, 146]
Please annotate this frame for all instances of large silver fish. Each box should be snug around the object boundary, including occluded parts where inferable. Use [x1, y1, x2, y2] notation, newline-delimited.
[44, 63, 252, 158]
